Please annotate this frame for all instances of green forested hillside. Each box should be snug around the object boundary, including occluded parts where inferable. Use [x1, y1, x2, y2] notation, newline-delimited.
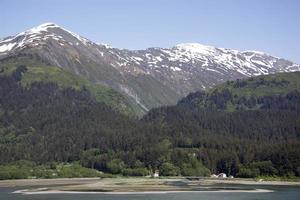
[0, 67, 299, 179]
[222, 72, 300, 96]
[144, 72, 300, 177]
[0, 57, 136, 116]
[178, 72, 300, 111]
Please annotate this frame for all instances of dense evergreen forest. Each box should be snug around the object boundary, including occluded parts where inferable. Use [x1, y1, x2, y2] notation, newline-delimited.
[0, 66, 299, 179]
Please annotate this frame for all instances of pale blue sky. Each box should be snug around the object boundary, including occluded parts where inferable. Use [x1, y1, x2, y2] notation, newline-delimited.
[1, 0, 300, 62]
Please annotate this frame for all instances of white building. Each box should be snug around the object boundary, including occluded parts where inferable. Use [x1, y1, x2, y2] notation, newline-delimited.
[153, 170, 159, 177]
[217, 173, 227, 178]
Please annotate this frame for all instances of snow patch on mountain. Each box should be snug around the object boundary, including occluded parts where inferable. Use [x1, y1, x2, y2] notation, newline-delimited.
[174, 43, 216, 55]
[25, 23, 59, 34]
[2, 22, 300, 112]
[0, 22, 93, 55]
[0, 42, 17, 53]
[1, 23, 300, 89]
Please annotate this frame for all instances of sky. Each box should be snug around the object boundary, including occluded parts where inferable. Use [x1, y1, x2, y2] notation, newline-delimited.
[1, 0, 300, 62]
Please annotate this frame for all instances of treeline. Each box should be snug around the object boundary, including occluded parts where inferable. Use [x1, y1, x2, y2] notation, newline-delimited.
[0, 66, 299, 179]
[0, 160, 105, 180]
[144, 77, 300, 177]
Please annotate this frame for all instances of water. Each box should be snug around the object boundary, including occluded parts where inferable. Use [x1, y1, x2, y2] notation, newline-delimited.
[1, 186, 300, 200]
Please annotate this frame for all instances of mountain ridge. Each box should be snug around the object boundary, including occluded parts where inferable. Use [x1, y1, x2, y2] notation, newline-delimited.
[1, 22, 300, 113]
[0, 22, 294, 60]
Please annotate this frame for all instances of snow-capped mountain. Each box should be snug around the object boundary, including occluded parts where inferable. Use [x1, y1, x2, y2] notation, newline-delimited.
[1, 23, 299, 112]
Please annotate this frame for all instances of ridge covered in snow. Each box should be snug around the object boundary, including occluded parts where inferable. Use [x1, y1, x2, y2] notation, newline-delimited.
[1, 22, 300, 111]
[174, 43, 216, 55]
[1, 22, 299, 78]
[98, 42, 299, 77]
[0, 22, 92, 54]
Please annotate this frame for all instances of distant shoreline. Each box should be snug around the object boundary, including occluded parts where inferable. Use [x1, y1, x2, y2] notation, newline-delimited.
[13, 188, 274, 195]
[1, 177, 300, 188]
[1, 177, 300, 195]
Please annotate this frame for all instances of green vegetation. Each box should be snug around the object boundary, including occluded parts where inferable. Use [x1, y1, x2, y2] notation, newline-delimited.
[56, 163, 103, 178]
[22, 66, 135, 115]
[237, 161, 278, 178]
[0, 57, 135, 116]
[159, 162, 180, 176]
[0, 161, 103, 180]
[0, 66, 299, 180]
[122, 168, 150, 177]
[179, 72, 300, 112]
[125, 75, 180, 110]
[221, 72, 300, 97]
[0, 56, 52, 75]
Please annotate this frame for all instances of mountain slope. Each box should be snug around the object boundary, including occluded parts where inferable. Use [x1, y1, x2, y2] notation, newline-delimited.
[142, 72, 300, 176]
[1, 23, 300, 113]
[0, 58, 137, 115]
[0, 67, 140, 163]
[177, 71, 300, 111]
[1, 70, 299, 177]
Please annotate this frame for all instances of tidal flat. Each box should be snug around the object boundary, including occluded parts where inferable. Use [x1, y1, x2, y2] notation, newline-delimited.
[1, 177, 300, 194]
[1, 178, 300, 200]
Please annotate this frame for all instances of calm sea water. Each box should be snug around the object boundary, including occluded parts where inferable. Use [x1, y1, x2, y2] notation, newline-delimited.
[1, 186, 300, 200]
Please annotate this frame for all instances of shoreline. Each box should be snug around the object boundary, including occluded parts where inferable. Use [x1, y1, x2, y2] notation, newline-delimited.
[1, 177, 299, 195]
[1, 177, 300, 187]
[0, 177, 100, 187]
[13, 188, 274, 195]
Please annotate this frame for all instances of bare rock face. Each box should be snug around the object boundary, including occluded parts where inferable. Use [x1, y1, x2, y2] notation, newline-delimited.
[1, 23, 299, 112]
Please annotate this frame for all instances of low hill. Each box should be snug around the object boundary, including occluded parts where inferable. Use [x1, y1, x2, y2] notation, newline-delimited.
[178, 72, 300, 111]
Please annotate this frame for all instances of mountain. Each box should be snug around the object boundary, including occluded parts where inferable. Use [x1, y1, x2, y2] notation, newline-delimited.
[1, 70, 299, 178]
[1, 23, 300, 114]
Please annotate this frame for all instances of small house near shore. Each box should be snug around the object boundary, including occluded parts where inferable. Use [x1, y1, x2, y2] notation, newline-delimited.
[217, 173, 227, 178]
[153, 170, 159, 177]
